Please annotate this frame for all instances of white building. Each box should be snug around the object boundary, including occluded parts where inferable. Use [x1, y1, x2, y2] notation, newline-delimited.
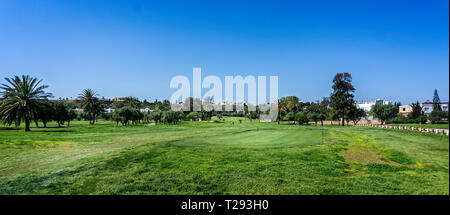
[104, 108, 115, 113]
[420, 100, 449, 116]
[356, 102, 375, 113]
[356, 99, 392, 112]
[356, 99, 392, 120]
[140, 108, 152, 113]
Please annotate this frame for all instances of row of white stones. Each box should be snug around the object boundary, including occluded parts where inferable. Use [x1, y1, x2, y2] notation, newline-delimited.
[355, 124, 450, 136]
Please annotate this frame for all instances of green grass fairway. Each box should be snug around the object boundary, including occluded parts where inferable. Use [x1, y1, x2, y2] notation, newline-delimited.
[0, 119, 448, 194]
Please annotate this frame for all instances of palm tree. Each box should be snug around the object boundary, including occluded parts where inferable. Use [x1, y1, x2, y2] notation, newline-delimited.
[0, 75, 52, 131]
[123, 96, 140, 108]
[78, 89, 102, 125]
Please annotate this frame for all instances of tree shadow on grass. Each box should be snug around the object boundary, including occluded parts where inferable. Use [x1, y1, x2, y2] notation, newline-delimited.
[0, 127, 21, 131]
[278, 123, 312, 126]
[24, 127, 74, 132]
[33, 130, 73, 133]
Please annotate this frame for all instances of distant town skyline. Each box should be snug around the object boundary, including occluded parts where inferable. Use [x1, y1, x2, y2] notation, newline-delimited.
[50, 94, 448, 106]
[1, 0, 448, 104]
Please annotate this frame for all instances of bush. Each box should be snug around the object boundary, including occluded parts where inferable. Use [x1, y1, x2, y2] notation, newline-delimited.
[150, 110, 163, 124]
[390, 115, 408, 124]
[430, 110, 448, 124]
[162, 110, 183, 124]
[415, 115, 428, 124]
[186, 112, 199, 121]
[442, 111, 449, 121]
[177, 111, 185, 121]
[101, 112, 112, 120]
[113, 107, 142, 126]
[53, 102, 69, 127]
[284, 112, 295, 122]
[295, 112, 309, 125]
[247, 111, 259, 121]
[210, 116, 221, 122]
[307, 112, 320, 125]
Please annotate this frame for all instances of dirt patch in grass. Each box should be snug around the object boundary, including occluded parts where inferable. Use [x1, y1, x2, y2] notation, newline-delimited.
[340, 144, 422, 171]
[340, 145, 400, 166]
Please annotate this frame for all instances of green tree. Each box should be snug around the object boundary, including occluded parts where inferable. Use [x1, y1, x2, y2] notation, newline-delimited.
[101, 112, 112, 121]
[433, 89, 441, 111]
[307, 112, 320, 125]
[442, 111, 449, 121]
[247, 111, 259, 122]
[123, 97, 141, 108]
[328, 109, 340, 125]
[143, 112, 151, 123]
[429, 110, 441, 124]
[162, 110, 182, 124]
[67, 109, 77, 127]
[284, 112, 296, 124]
[277, 100, 282, 124]
[390, 114, 408, 124]
[112, 110, 124, 126]
[0, 75, 52, 131]
[177, 111, 185, 122]
[307, 101, 328, 125]
[279, 96, 300, 121]
[151, 110, 163, 124]
[415, 115, 428, 124]
[186, 111, 199, 121]
[78, 89, 102, 125]
[114, 106, 140, 126]
[408, 102, 423, 120]
[160, 100, 172, 111]
[53, 101, 69, 127]
[348, 104, 366, 125]
[130, 109, 143, 125]
[393, 101, 401, 116]
[429, 89, 443, 124]
[370, 103, 396, 125]
[329, 73, 355, 126]
[318, 97, 329, 126]
[295, 112, 309, 125]
[429, 109, 447, 124]
[35, 100, 54, 128]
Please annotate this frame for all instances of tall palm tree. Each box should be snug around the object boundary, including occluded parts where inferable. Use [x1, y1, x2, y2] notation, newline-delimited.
[0, 75, 52, 131]
[78, 89, 102, 125]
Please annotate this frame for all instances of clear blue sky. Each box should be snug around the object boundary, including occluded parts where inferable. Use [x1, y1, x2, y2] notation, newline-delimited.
[0, 0, 448, 104]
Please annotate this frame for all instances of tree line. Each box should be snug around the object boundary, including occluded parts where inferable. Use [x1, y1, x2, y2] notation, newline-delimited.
[276, 73, 366, 126]
[1, 74, 448, 131]
[371, 89, 448, 125]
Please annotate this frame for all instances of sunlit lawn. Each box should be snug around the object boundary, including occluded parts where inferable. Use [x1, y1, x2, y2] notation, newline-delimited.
[0, 118, 448, 194]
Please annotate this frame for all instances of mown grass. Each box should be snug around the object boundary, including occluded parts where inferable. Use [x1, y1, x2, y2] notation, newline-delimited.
[0, 119, 448, 195]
